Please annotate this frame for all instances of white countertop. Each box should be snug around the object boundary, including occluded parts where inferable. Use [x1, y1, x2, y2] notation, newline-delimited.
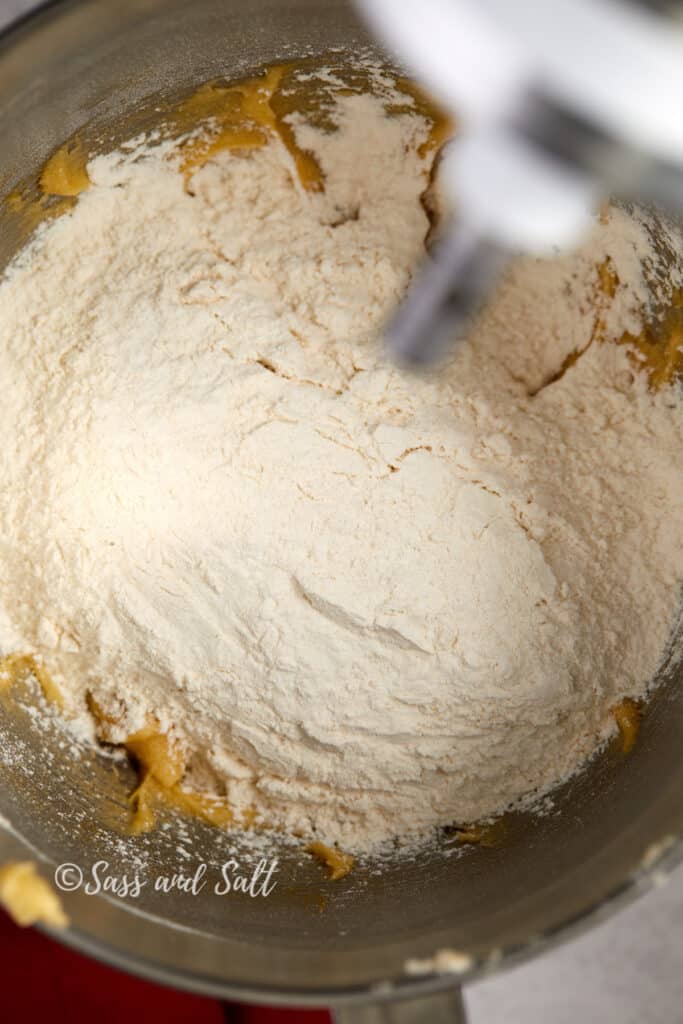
[1, 1, 681, 1019]
[468, 876, 683, 1023]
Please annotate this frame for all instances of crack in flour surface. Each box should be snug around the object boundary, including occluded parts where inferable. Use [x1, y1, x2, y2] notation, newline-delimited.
[1, 81, 682, 851]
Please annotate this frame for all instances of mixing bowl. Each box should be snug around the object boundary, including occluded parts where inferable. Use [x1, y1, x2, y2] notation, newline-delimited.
[0, 1, 682, 1020]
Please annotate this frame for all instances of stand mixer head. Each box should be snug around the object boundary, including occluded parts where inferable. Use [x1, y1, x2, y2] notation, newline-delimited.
[357, 0, 683, 365]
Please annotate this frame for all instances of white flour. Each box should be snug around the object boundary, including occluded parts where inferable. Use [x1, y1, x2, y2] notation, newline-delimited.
[0, 83, 682, 851]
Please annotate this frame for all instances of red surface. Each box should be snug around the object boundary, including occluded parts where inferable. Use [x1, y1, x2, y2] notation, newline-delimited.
[0, 908, 332, 1023]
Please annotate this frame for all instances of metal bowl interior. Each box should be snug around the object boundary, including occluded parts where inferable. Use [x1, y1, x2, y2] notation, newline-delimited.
[0, 0, 682, 1006]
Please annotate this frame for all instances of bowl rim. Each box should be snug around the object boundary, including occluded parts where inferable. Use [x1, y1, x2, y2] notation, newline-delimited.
[1, 827, 676, 1007]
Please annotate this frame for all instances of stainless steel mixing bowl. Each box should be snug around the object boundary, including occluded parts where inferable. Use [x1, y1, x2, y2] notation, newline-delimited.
[0, 1, 682, 1020]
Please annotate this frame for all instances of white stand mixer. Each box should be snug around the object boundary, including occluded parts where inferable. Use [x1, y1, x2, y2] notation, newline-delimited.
[356, 0, 683, 364]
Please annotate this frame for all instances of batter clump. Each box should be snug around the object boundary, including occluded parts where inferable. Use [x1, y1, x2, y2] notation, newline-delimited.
[0, 61, 682, 851]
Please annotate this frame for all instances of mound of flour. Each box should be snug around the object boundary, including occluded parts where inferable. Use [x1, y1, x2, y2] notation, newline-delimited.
[1, 85, 682, 850]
